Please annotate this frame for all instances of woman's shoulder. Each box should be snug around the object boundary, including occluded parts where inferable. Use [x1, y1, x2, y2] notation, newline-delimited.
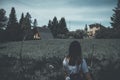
[63, 57, 69, 66]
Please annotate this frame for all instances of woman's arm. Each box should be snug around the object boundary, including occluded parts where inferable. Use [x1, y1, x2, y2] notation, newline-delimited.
[63, 57, 70, 80]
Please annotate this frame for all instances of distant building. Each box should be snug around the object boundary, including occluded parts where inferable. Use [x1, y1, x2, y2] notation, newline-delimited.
[87, 23, 105, 38]
[33, 27, 53, 40]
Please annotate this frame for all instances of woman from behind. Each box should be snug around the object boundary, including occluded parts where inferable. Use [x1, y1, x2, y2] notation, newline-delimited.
[63, 41, 92, 80]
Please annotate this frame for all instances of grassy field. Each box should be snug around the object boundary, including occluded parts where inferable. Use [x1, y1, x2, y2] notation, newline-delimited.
[0, 39, 120, 80]
[0, 39, 120, 59]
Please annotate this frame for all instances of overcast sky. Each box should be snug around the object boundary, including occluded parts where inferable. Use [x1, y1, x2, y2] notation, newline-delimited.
[0, 0, 118, 31]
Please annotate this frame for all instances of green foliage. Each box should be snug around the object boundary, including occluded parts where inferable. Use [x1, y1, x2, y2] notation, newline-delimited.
[58, 17, 68, 34]
[24, 12, 32, 31]
[19, 12, 33, 40]
[68, 30, 84, 39]
[19, 13, 24, 30]
[48, 20, 52, 30]
[109, 0, 120, 38]
[33, 19, 37, 28]
[0, 9, 7, 30]
[98, 59, 120, 80]
[7, 7, 18, 30]
[52, 16, 59, 38]
[111, 0, 120, 30]
[6, 7, 20, 41]
[95, 27, 111, 39]
[0, 9, 7, 41]
[58, 17, 68, 38]
[0, 54, 64, 80]
[84, 24, 88, 32]
[0, 39, 120, 80]
[18, 13, 25, 40]
[48, 17, 69, 38]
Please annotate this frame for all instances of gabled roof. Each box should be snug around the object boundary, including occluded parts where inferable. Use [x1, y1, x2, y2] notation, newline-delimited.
[33, 27, 53, 39]
[89, 23, 105, 29]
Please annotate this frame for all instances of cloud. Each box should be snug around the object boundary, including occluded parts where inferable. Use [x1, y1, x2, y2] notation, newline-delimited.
[68, 0, 117, 7]
[0, 0, 117, 31]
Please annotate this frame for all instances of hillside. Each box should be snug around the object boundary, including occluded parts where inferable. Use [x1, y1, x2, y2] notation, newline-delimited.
[0, 39, 120, 80]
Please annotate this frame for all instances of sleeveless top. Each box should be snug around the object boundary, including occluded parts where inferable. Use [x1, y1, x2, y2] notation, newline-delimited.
[63, 57, 89, 76]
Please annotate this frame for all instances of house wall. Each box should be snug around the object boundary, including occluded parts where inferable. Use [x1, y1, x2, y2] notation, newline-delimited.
[88, 26, 100, 38]
[34, 33, 40, 39]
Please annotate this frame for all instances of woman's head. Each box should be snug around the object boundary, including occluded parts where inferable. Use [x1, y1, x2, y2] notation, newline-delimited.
[69, 41, 82, 57]
[68, 41, 82, 65]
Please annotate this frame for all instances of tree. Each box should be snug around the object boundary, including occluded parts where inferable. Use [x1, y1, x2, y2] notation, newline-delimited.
[110, 0, 120, 38]
[6, 7, 19, 41]
[33, 19, 37, 28]
[83, 24, 88, 38]
[52, 16, 59, 38]
[19, 13, 24, 29]
[7, 7, 18, 30]
[0, 9, 7, 30]
[22, 12, 32, 40]
[68, 30, 84, 39]
[0, 9, 7, 41]
[84, 24, 88, 32]
[48, 20, 52, 30]
[75, 29, 84, 39]
[111, 0, 120, 30]
[19, 13, 25, 40]
[58, 17, 68, 35]
[24, 12, 31, 30]
[48, 17, 69, 38]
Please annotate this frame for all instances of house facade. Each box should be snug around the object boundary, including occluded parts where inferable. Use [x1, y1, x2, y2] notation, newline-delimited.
[87, 23, 104, 38]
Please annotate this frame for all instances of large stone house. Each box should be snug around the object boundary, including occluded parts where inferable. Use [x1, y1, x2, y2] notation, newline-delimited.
[33, 27, 53, 40]
[87, 23, 104, 38]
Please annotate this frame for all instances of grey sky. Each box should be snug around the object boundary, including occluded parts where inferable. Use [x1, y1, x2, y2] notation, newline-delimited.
[0, 0, 117, 31]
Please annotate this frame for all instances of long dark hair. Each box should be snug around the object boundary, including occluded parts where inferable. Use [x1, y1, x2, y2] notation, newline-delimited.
[68, 41, 82, 66]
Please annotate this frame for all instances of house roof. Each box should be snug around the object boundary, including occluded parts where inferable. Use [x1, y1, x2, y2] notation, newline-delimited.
[89, 23, 105, 29]
[34, 27, 53, 39]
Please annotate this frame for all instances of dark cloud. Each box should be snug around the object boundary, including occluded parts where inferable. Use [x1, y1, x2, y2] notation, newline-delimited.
[0, 0, 117, 30]
[68, 0, 117, 7]
[0, 0, 117, 8]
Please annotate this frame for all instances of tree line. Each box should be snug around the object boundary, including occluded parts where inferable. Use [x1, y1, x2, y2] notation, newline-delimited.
[0, 7, 35, 41]
[48, 17, 68, 38]
[0, 7, 70, 41]
[1, 0, 120, 41]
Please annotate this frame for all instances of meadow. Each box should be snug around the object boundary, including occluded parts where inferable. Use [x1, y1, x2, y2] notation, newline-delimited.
[0, 39, 120, 80]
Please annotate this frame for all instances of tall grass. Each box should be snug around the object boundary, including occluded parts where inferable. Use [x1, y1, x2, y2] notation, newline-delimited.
[0, 39, 120, 80]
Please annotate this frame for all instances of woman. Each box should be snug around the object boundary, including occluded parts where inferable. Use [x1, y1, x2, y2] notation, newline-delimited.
[63, 41, 92, 80]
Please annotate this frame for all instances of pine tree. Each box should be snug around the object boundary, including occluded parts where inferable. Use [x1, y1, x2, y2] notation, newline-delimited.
[7, 7, 18, 30]
[0, 9, 7, 30]
[0, 9, 7, 41]
[24, 12, 31, 30]
[84, 24, 88, 32]
[52, 16, 59, 38]
[111, 0, 120, 30]
[21, 12, 32, 40]
[6, 7, 19, 41]
[33, 19, 37, 28]
[19, 13, 24, 29]
[48, 20, 52, 30]
[59, 17, 68, 35]
[19, 13, 25, 40]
